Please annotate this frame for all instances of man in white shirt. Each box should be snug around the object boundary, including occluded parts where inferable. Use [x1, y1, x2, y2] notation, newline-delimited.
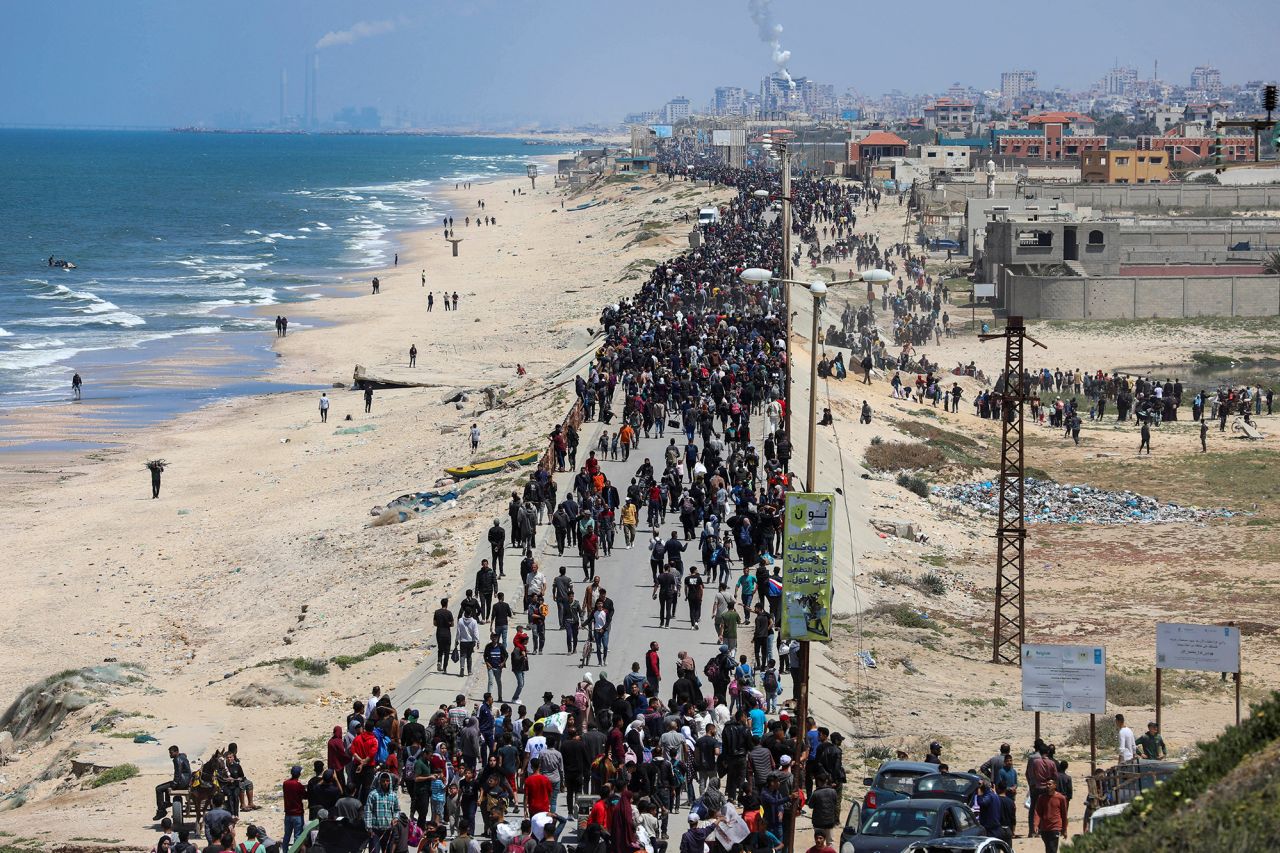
[1115, 713, 1137, 762]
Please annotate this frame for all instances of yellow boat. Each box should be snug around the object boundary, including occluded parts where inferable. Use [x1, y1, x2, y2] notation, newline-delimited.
[445, 450, 540, 479]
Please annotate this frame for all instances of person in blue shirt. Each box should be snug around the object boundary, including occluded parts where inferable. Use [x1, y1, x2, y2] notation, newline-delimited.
[748, 706, 767, 738]
[995, 753, 1018, 792]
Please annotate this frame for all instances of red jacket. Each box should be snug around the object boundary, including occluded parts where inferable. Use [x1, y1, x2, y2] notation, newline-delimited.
[1034, 790, 1068, 833]
[350, 731, 379, 767]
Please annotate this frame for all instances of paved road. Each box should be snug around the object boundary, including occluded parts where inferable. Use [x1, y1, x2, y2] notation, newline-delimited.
[397, 403, 739, 712]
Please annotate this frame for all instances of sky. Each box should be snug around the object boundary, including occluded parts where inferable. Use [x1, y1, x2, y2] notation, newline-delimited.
[0, 0, 1276, 128]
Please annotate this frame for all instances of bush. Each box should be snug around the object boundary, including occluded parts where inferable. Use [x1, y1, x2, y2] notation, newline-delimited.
[896, 473, 931, 498]
[291, 658, 330, 677]
[1062, 717, 1119, 750]
[868, 603, 940, 632]
[90, 764, 139, 788]
[917, 571, 947, 596]
[1107, 672, 1157, 707]
[865, 441, 945, 472]
[331, 642, 399, 670]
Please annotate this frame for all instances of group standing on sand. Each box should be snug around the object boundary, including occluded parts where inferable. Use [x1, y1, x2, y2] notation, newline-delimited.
[274, 315, 289, 337]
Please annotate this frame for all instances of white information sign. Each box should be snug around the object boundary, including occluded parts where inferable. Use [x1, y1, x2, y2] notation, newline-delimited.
[1021, 644, 1107, 714]
[712, 130, 732, 147]
[1156, 622, 1240, 673]
[973, 282, 996, 298]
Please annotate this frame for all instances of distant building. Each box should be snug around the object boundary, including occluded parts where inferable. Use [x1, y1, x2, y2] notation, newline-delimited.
[1024, 111, 1098, 135]
[848, 131, 908, 163]
[919, 145, 971, 172]
[1190, 64, 1222, 94]
[1000, 69, 1037, 101]
[662, 97, 691, 124]
[713, 86, 747, 116]
[760, 72, 799, 113]
[1138, 131, 1255, 164]
[1080, 149, 1169, 183]
[623, 110, 660, 125]
[995, 115, 1107, 161]
[1102, 65, 1138, 96]
[923, 98, 975, 132]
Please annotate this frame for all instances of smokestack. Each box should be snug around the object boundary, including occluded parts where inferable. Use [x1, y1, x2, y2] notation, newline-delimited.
[280, 69, 288, 126]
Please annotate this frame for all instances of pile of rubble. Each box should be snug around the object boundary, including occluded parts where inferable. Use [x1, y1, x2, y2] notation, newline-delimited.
[935, 477, 1239, 525]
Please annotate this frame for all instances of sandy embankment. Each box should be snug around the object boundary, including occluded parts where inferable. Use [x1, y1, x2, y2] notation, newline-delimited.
[0, 168, 732, 839]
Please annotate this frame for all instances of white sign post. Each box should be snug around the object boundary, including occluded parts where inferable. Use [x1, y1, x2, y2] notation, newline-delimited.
[1154, 622, 1242, 729]
[1022, 644, 1107, 772]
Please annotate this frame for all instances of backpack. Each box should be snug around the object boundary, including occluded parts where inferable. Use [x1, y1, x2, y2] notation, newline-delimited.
[703, 659, 720, 683]
[373, 729, 390, 764]
[762, 670, 778, 694]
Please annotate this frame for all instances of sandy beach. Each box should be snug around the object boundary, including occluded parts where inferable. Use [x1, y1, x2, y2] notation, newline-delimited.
[0, 166, 733, 839]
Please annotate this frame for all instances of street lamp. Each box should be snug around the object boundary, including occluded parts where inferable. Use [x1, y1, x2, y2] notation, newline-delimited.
[526, 163, 538, 190]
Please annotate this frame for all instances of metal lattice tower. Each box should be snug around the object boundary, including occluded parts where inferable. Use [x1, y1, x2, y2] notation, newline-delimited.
[980, 316, 1045, 664]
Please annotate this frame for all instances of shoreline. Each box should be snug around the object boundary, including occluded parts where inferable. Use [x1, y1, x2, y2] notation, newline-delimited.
[0, 152, 565, 463]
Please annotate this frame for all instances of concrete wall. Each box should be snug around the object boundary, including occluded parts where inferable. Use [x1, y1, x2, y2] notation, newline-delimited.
[937, 182, 1280, 210]
[1003, 274, 1280, 319]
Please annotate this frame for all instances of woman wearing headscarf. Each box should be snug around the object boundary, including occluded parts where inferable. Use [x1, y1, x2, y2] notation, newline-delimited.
[327, 726, 350, 776]
[607, 788, 639, 853]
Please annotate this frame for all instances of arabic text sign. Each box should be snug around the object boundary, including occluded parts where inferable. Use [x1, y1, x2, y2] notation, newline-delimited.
[782, 492, 835, 643]
[1156, 622, 1240, 673]
[1021, 644, 1106, 715]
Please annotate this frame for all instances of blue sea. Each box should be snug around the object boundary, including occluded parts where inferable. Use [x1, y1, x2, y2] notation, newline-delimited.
[0, 131, 565, 409]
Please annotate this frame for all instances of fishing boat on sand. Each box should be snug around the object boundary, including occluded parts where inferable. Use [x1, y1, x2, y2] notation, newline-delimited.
[445, 450, 540, 479]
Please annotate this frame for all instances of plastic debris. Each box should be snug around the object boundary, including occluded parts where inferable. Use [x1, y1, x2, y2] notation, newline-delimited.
[935, 478, 1237, 525]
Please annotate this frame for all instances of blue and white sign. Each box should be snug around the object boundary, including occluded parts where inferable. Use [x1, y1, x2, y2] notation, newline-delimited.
[1156, 622, 1240, 673]
[1021, 644, 1107, 715]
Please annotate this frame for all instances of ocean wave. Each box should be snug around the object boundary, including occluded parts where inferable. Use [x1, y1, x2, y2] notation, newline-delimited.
[0, 327, 11, 337]
[14, 311, 146, 328]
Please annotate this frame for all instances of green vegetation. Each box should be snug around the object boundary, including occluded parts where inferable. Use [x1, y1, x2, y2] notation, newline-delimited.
[894, 420, 989, 469]
[1072, 691, 1280, 853]
[896, 473, 931, 499]
[917, 571, 947, 596]
[89, 763, 139, 788]
[958, 697, 1008, 708]
[1191, 351, 1238, 369]
[429, 546, 448, 558]
[868, 602, 943, 632]
[1265, 251, 1280, 275]
[331, 642, 400, 670]
[1107, 671, 1158, 707]
[405, 578, 435, 590]
[289, 658, 330, 677]
[864, 441, 945, 473]
[1063, 716, 1120, 750]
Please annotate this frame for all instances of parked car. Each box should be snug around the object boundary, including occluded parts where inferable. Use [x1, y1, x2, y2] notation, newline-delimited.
[911, 771, 983, 803]
[901, 839, 1012, 853]
[930, 238, 961, 251]
[839, 798, 987, 853]
[860, 761, 939, 817]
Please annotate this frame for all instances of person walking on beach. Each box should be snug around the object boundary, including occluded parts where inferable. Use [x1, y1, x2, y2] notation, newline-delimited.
[421, 269, 426, 287]
[427, 291, 434, 311]
[71, 372, 82, 400]
[275, 316, 283, 337]
[371, 276, 380, 294]
[394, 253, 398, 266]
[363, 387, 374, 414]
[470, 423, 481, 453]
[452, 291, 459, 311]
[1139, 421, 1151, 455]
[280, 316, 288, 336]
[409, 345, 417, 368]
[146, 460, 166, 499]
[1200, 418, 1208, 453]
[319, 392, 329, 423]
[443, 291, 450, 311]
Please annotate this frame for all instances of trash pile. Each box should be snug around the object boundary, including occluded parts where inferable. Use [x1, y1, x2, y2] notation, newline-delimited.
[935, 478, 1239, 525]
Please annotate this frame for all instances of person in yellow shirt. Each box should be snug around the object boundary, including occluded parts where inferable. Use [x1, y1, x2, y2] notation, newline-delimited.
[620, 502, 638, 548]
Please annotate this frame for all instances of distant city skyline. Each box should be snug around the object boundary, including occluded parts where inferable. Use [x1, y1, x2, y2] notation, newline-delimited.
[0, 0, 1276, 129]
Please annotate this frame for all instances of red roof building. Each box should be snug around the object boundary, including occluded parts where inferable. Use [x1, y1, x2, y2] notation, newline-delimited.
[848, 131, 908, 163]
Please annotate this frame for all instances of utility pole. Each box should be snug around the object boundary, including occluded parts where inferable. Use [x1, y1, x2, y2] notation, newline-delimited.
[979, 316, 1045, 664]
[780, 138, 793, 439]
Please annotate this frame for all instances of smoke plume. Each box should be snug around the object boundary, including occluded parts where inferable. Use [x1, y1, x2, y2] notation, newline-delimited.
[747, 0, 794, 87]
[315, 19, 398, 50]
